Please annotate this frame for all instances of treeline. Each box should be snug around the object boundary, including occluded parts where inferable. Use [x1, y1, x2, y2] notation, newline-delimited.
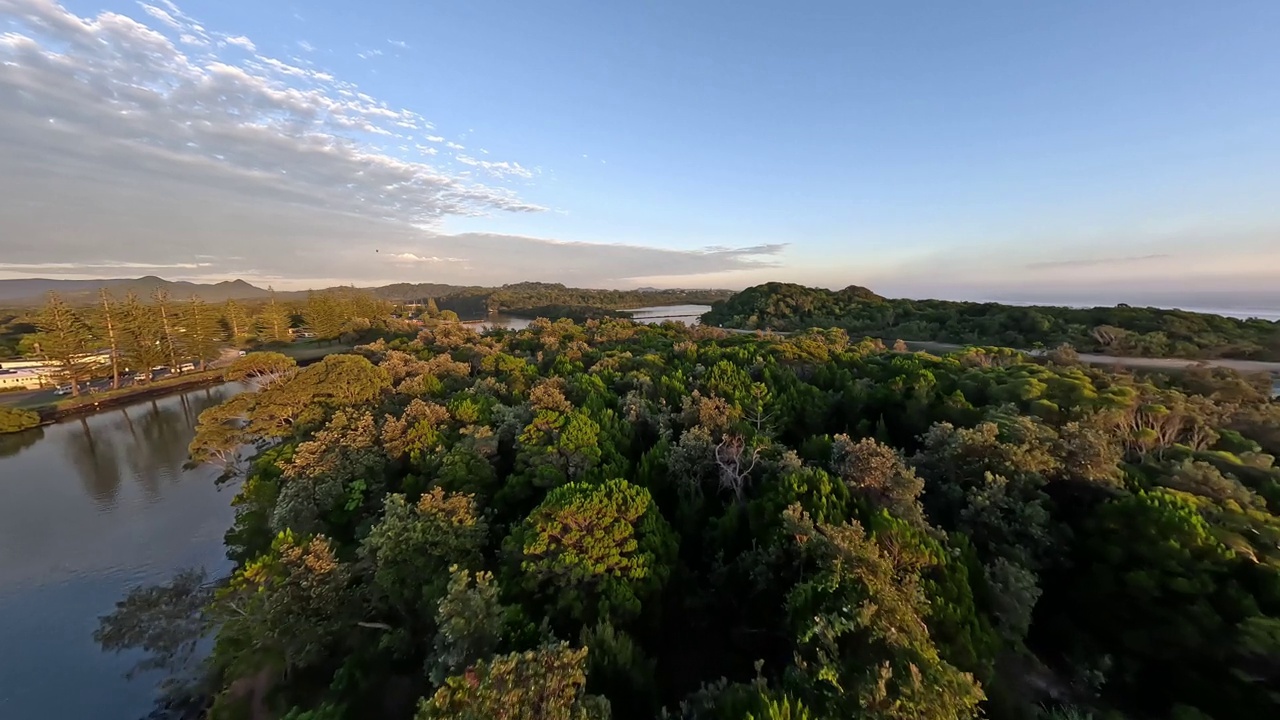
[100, 319, 1280, 719]
[419, 282, 732, 320]
[25, 287, 395, 397]
[703, 282, 1280, 360]
[0, 309, 37, 360]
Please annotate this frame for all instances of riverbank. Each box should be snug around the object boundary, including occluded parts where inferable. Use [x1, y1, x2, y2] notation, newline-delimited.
[26, 370, 229, 428]
[0, 342, 357, 433]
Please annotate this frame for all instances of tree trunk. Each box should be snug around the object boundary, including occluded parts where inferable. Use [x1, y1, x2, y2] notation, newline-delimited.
[100, 289, 121, 390]
[157, 297, 179, 372]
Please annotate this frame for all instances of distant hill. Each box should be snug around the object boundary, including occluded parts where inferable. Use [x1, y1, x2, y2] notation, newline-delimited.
[0, 276, 271, 304]
[703, 281, 1280, 360]
[0, 276, 736, 312]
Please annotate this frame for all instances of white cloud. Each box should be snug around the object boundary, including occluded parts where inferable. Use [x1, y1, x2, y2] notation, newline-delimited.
[456, 154, 533, 180]
[389, 253, 464, 263]
[0, 0, 785, 287]
[138, 3, 182, 30]
[356, 48, 383, 60]
[222, 34, 255, 51]
[0, 260, 207, 271]
[424, 135, 444, 142]
[445, 141, 465, 150]
[388, 39, 407, 49]
[297, 39, 314, 52]
[252, 55, 309, 78]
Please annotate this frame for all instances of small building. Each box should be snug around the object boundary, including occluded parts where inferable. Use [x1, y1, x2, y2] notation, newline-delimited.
[0, 350, 111, 373]
[0, 369, 43, 390]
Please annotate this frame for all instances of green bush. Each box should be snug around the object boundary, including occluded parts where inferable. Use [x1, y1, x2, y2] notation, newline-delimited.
[0, 406, 40, 434]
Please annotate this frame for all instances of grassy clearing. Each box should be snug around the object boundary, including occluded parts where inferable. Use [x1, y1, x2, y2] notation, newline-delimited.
[277, 341, 354, 362]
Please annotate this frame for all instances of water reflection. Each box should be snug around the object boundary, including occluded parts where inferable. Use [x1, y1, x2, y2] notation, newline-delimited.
[66, 416, 125, 506]
[475, 304, 710, 332]
[0, 383, 245, 720]
[0, 426, 42, 459]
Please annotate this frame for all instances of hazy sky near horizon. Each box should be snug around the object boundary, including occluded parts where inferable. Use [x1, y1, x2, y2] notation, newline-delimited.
[2, 0, 1279, 297]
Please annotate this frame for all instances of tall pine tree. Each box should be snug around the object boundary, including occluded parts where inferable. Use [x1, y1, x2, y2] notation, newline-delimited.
[304, 290, 345, 342]
[152, 287, 180, 371]
[222, 299, 252, 343]
[182, 294, 223, 371]
[97, 288, 122, 390]
[36, 291, 97, 397]
[120, 292, 168, 383]
[257, 289, 292, 343]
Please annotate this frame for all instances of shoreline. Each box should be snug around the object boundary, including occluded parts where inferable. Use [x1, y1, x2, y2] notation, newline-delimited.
[2, 343, 353, 433]
[35, 371, 230, 427]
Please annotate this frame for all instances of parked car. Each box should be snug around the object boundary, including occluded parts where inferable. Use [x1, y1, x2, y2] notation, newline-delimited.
[54, 385, 72, 395]
[178, 362, 196, 372]
[238, 350, 248, 356]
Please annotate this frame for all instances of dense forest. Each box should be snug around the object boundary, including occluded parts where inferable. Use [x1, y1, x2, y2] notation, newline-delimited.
[99, 317, 1280, 720]
[702, 283, 1280, 360]
[411, 282, 732, 321]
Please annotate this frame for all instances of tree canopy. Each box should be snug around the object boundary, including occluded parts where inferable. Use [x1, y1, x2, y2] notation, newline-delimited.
[105, 315, 1280, 720]
[703, 282, 1280, 360]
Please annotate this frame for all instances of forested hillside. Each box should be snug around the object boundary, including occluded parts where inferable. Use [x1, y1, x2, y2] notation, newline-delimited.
[414, 282, 732, 320]
[703, 283, 1280, 360]
[101, 319, 1280, 720]
[2, 277, 729, 324]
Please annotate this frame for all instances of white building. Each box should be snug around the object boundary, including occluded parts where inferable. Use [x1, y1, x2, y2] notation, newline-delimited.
[0, 350, 112, 374]
[0, 369, 43, 390]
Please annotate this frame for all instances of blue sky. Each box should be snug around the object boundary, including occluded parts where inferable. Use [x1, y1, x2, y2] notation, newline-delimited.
[3, 0, 1279, 299]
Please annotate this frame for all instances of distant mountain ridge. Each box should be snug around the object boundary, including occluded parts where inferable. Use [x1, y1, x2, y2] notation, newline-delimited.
[0, 276, 271, 303]
[0, 276, 737, 308]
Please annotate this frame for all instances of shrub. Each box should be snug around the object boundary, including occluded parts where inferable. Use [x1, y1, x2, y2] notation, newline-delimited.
[0, 406, 40, 434]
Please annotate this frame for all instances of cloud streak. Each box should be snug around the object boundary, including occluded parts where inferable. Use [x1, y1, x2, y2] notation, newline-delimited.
[1025, 254, 1172, 270]
[0, 0, 784, 288]
[455, 155, 534, 180]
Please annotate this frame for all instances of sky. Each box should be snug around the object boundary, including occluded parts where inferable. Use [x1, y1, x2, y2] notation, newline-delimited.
[2, 0, 1279, 300]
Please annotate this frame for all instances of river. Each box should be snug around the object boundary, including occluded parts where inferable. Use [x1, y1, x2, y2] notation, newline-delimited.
[0, 383, 246, 720]
[475, 304, 711, 331]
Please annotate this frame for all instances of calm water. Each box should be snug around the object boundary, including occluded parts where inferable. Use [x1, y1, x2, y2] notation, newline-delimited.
[476, 304, 711, 331]
[990, 300, 1280, 323]
[0, 383, 246, 720]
